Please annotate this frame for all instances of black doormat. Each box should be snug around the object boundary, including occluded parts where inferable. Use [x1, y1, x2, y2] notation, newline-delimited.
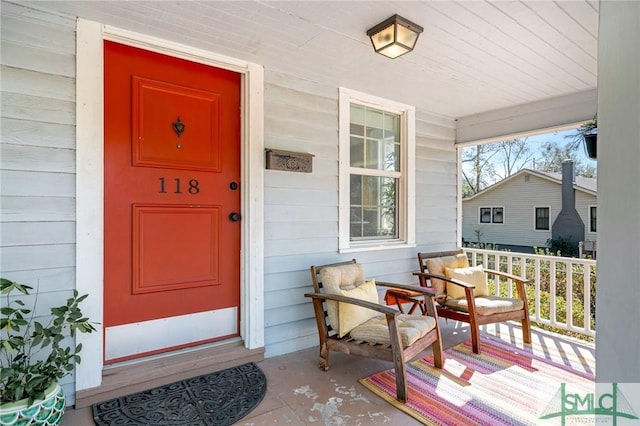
[92, 362, 267, 426]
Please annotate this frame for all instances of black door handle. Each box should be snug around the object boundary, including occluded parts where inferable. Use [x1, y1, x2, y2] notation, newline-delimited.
[229, 212, 241, 222]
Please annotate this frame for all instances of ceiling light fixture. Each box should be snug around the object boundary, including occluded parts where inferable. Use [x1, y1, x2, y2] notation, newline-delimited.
[367, 14, 423, 59]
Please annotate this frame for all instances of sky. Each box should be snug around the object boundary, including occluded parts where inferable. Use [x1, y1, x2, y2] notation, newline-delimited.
[525, 128, 598, 169]
[461, 127, 598, 190]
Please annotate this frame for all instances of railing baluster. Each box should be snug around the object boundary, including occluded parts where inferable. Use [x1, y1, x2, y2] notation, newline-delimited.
[464, 248, 595, 338]
[535, 257, 541, 325]
[550, 261, 557, 326]
[566, 261, 574, 329]
[584, 264, 592, 334]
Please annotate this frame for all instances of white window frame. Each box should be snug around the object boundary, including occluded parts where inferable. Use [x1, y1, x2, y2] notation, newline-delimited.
[588, 205, 597, 233]
[534, 206, 551, 231]
[479, 206, 505, 225]
[338, 87, 415, 252]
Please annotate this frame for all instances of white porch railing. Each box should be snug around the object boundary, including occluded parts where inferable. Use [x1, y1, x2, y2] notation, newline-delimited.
[464, 248, 596, 337]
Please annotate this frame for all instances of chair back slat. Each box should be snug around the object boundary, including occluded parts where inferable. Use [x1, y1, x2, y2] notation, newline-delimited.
[417, 249, 465, 271]
[310, 259, 357, 293]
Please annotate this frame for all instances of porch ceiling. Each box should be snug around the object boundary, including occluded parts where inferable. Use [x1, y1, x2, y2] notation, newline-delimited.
[33, 0, 598, 123]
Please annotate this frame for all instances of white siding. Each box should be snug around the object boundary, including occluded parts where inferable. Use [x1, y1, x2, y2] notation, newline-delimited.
[576, 191, 598, 241]
[0, 2, 79, 404]
[462, 172, 597, 251]
[462, 173, 563, 249]
[1, 1, 459, 398]
[262, 73, 457, 357]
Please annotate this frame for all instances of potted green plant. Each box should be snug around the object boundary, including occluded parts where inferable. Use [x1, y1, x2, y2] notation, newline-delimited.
[0, 277, 96, 425]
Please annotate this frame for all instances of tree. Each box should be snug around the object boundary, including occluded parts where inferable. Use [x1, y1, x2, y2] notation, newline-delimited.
[461, 144, 499, 196]
[461, 138, 536, 196]
[536, 142, 597, 178]
[492, 138, 536, 180]
[462, 135, 597, 198]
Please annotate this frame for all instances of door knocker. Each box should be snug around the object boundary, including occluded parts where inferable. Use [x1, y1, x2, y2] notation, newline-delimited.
[172, 116, 186, 138]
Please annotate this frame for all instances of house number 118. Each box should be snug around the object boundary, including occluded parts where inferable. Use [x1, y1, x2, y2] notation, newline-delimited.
[158, 177, 200, 194]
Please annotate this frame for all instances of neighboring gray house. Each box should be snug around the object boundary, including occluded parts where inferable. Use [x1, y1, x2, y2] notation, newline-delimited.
[462, 160, 597, 253]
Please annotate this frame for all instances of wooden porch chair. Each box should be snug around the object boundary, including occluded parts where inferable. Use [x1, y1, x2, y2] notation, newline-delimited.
[305, 259, 443, 402]
[415, 249, 531, 354]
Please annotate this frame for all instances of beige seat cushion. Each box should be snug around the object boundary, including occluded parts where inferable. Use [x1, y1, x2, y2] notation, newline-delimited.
[349, 314, 437, 347]
[424, 253, 469, 298]
[319, 263, 367, 334]
[444, 265, 489, 299]
[444, 295, 524, 316]
[338, 280, 379, 337]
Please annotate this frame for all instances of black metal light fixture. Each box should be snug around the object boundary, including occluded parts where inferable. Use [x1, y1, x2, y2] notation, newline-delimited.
[367, 14, 423, 59]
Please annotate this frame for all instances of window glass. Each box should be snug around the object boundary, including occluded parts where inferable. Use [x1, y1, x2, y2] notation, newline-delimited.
[350, 174, 398, 240]
[535, 207, 550, 230]
[350, 104, 400, 172]
[590, 206, 597, 232]
[480, 208, 492, 223]
[492, 207, 503, 223]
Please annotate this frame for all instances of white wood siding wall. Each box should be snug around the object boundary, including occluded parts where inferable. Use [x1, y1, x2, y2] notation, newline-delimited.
[0, 2, 79, 403]
[461, 173, 562, 249]
[262, 72, 457, 356]
[0, 0, 459, 378]
[576, 191, 598, 241]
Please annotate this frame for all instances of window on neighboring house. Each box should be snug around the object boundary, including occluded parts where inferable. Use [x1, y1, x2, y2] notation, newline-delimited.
[339, 88, 415, 251]
[535, 207, 550, 230]
[480, 206, 504, 224]
[589, 206, 597, 232]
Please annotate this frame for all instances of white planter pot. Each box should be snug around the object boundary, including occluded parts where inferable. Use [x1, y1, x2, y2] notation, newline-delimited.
[0, 382, 65, 426]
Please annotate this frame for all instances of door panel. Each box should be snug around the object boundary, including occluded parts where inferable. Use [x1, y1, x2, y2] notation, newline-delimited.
[131, 204, 220, 294]
[104, 41, 241, 362]
[132, 76, 221, 171]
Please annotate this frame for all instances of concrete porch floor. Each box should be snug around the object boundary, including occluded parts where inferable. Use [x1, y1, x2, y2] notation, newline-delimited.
[62, 320, 595, 425]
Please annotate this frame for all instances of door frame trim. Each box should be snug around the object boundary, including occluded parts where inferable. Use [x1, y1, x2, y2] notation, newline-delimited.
[75, 19, 265, 391]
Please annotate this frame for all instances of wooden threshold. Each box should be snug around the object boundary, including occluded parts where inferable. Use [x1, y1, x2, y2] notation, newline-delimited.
[74, 340, 264, 409]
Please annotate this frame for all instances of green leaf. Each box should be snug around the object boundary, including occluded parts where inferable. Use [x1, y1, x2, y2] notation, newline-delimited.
[0, 367, 15, 379]
[50, 307, 65, 316]
[14, 385, 25, 401]
[32, 334, 43, 347]
[3, 340, 14, 354]
[1, 307, 16, 315]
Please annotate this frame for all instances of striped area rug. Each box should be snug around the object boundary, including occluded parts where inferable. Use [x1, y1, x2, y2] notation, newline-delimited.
[360, 334, 595, 425]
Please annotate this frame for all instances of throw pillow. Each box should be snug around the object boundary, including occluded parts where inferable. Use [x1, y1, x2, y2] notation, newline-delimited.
[319, 263, 365, 334]
[424, 253, 469, 296]
[338, 279, 379, 337]
[444, 265, 488, 299]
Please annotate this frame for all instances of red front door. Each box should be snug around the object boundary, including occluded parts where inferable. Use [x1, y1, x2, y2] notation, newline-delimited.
[104, 41, 241, 363]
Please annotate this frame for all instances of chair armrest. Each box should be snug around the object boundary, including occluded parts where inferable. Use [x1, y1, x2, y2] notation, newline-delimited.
[483, 269, 530, 284]
[375, 281, 438, 298]
[412, 271, 477, 317]
[483, 269, 530, 302]
[412, 271, 476, 289]
[304, 293, 399, 316]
